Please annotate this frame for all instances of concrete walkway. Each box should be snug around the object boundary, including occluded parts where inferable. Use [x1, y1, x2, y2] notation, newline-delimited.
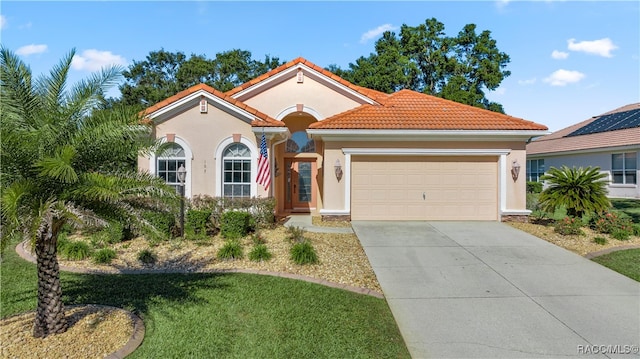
[284, 214, 353, 234]
[352, 221, 640, 359]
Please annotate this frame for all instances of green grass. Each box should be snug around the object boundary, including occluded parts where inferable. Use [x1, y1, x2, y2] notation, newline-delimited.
[1, 243, 410, 358]
[611, 198, 640, 224]
[591, 248, 640, 282]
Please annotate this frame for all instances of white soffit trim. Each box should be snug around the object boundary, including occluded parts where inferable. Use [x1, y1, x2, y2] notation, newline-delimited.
[308, 129, 549, 142]
[342, 148, 511, 156]
[230, 64, 376, 105]
[148, 90, 256, 122]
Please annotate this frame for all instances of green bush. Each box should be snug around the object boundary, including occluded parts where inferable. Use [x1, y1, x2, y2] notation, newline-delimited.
[526, 181, 543, 194]
[248, 243, 272, 262]
[554, 217, 583, 236]
[594, 237, 607, 245]
[220, 211, 253, 239]
[59, 240, 92, 260]
[185, 209, 212, 239]
[526, 193, 541, 212]
[591, 212, 634, 235]
[137, 249, 157, 265]
[142, 210, 176, 237]
[611, 228, 632, 241]
[90, 222, 124, 248]
[286, 226, 306, 243]
[190, 195, 276, 230]
[633, 224, 640, 237]
[57, 232, 70, 251]
[92, 248, 117, 264]
[217, 239, 244, 260]
[290, 240, 318, 265]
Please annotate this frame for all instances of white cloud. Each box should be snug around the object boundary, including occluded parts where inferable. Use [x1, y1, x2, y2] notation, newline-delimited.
[19, 21, 32, 30]
[16, 44, 47, 56]
[71, 49, 127, 71]
[360, 24, 397, 44]
[0, 15, 6, 29]
[495, 0, 511, 10]
[567, 38, 618, 58]
[543, 69, 585, 86]
[518, 78, 537, 85]
[551, 50, 569, 60]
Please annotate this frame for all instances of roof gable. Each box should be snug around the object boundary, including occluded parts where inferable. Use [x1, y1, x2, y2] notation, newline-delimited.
[142, 83, 282, 127]
[224, 57, 385, 105]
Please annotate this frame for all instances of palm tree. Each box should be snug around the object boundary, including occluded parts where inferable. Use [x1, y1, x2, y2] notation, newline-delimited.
[0, 47, 178, 337]
[538, 165, 610, 218]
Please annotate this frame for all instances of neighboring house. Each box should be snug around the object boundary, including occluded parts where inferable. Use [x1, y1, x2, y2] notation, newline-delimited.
[526, 103, 640, 199]
[138, 57, 548, 221]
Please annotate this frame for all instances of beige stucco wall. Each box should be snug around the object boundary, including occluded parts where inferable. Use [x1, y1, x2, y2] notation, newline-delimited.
[241, 75, 363, 120]
[138, 101, 269, 199]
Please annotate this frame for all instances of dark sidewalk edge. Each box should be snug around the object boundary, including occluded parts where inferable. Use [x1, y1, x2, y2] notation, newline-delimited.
[584, 244, 640, 259]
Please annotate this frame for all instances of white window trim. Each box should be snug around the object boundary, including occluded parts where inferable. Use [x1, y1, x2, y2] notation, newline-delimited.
[611, 152, 637, 185]
[275, 104, 324, 121]
[214, 136, 258, 197]
[149, 136, 193, 198]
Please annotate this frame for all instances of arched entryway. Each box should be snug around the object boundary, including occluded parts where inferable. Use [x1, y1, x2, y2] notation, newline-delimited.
[276, 112, 323, 213]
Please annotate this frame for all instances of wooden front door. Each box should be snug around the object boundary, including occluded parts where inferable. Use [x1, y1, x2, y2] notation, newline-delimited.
[285, 158, 317, 211]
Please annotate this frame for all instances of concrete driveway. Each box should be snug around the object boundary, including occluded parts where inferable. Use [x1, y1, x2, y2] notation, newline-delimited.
[352, 221, 640, 359]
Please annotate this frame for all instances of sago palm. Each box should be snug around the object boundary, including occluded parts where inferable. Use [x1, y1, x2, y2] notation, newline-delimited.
[0, 47, 178, 337]
[538, 165, 610, 218]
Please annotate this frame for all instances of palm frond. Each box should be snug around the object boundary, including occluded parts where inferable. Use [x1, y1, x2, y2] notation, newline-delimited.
[35, 145, 79, 184]
[36, 48, 74, 114]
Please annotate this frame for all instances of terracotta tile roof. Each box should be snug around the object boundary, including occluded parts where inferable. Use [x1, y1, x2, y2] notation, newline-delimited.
[224, 57, 387, 103]
[527, 103, 640, 155]
[309, 89, 548, 131]
[142, 83, 283, 127]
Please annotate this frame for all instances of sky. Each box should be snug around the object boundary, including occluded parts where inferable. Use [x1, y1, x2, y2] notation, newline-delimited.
[1, 1, 638, 132]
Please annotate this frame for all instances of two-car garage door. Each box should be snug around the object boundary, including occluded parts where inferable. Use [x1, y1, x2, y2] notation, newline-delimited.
[351, 156, 498, 221]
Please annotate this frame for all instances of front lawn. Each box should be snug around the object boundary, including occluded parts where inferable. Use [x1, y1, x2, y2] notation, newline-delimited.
[1, 245, 410, 358]
[591, 248, 640, 282]
[611, 198, 640, 223]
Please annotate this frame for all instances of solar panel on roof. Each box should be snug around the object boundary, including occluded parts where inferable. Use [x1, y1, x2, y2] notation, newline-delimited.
[566, 108, 640, 137]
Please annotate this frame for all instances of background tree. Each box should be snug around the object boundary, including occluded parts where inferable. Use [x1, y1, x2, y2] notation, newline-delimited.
[328, 17, 510, 113]
[538, 166, 611, 218]
[0, 47, 178, 337]
[119, 49, 284, 106]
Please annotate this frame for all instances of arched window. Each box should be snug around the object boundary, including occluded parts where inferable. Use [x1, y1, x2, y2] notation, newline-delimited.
[156, 142, 186, 193]
[285, 131, 315, 153]
[223, 143, 252, 198]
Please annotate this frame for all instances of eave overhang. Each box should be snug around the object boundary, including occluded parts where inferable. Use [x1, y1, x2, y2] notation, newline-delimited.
[306, 129, 550, 142]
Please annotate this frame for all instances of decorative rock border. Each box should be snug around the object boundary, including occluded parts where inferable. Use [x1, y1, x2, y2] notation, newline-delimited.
[584, 244, 640, 259]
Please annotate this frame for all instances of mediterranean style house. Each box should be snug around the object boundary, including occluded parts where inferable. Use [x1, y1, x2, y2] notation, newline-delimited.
[527, 103, 640, 199]
[138, 57, 548, 221]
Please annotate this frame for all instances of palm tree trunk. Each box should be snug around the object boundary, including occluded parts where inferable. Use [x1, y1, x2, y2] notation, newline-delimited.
[33, 230, 67, 338]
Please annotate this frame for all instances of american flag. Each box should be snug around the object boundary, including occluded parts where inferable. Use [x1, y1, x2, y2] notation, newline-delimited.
[256, 132, 270, 190]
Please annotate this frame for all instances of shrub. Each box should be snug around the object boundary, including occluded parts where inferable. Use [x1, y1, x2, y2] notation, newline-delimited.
[248, 243, 272, 262]
[526, 181, 543, 194]
[59, 240, 92, 260]
[526, 193, 541, 213]
[57, 232, 70, 251]
[539, 166, 610, 218]
[290, 240, 318, 265]
[190, 195, 276, 230]
[554, 217, 583, 236]
[286, 226, 306, 243]
[593, 237, 607, 245]
[137, 249, 157, 265]
[185, 209, 212, 239]
[92, 248, 117, 264]
[611, 228, 632, 241]
[220, 211, 253, 239]
[142, 210, 176, 237]
[90, 222, 124, 248]
[591, 212, 634, 236]
[633, 224, 640, 237]
[217, 239, 243, 260]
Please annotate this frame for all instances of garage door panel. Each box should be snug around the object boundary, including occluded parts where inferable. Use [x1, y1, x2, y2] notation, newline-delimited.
[351, 156, 498, 221]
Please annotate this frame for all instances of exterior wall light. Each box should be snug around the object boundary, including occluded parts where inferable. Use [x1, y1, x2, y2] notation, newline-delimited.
[334, 159, 343, 182]
[511, 160, 521, 181]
